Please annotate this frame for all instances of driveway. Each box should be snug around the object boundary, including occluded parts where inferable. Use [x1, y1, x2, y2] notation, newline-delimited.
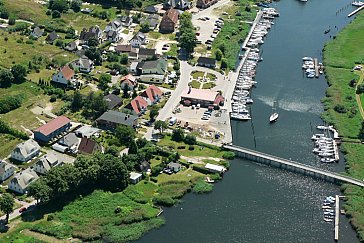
[0, 199, 37, 223]
[154, 40, 177, 55]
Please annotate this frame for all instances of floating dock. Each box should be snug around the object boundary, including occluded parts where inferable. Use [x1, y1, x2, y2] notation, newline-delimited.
[314, 58, 319, 78]
[335, 195, 340, 241]
[348, 5, 364, 17]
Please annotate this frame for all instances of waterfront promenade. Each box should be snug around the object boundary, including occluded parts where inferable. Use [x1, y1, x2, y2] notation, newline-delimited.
[224, 144, 364, 187]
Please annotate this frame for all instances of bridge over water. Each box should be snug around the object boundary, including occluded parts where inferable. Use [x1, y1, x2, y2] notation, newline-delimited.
[223, 144, 364, 187]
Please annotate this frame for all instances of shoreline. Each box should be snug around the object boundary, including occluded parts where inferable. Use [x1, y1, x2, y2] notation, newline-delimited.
[322, 12, 364, 241]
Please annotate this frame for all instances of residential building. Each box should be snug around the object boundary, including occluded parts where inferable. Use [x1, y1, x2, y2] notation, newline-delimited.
[139, 161, 151, 172]
[130, 32, 146, 48]
[65, 41, 77, 52]
[52, 65, 75, 85]
[75, 126, 100, 138]
[137, 58, 167, 75]
[196, 0, 219, 9]
[129, 172, 143, 184]
[106, 30, 122, 42]
[144, 5, 158, 14]
[141, 14, 160, 30]
[79, 26, 102, 44]
[120, 74, 137, 90]
[34, 116, 71, 143]
[73, 56, 94, 73]
[140, 85, 162, 105]
[138, 48, 157, 60]
[197, 56, 217, 68]
[159, 9, 179, 33]
[96, 110, 138, 129]
[57, 133, 80, 149]
[115, 44, 137, 54]
[0, 161, 16, 182]
[163, 0, 191, 10]
[105, 19, 123, 32]
[33, 152, 61, 175]
[129, 61, 139, 74]
[11, 139, 40, 163]
[120, 16, 133, 27]
[125, 96, 148, 116]
[30, 27, 44, 39]
[78, 137, 103, 155]
[8, 168, 39, 194]
[46, 31, 59, 43]
[180, 87, 220, 108]
[167, 162, 181, 172]
[103, 94, 123, 109]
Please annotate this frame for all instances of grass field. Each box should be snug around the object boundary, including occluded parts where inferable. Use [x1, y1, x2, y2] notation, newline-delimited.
[0, 30, 76, 69]
[0, 82, 54, 131]
[323, 12, 364, 241]
[189, 80, 200, 89]
[191, 71, 204, 79]
[0, 134, 22, 159]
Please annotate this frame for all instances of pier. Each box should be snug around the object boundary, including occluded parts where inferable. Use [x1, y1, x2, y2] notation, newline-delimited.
[335, 195, 340, 241]
[223, 144, 364, 187]
[348, 5, 364, 17]
[314, 58, 319, 78]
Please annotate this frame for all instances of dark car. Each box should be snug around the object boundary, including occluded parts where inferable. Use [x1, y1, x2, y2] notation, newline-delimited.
[19, 207, 27, 213]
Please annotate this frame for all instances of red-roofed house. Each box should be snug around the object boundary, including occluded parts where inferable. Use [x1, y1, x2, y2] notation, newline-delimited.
[34, 116, 71, 143]
[159, 9, 179, 33]
[125, 96, 148, 116]
[140, 85, 162, 105]
[120, 74, 138, 90]
[52, 66, 75, 85]
[78, 137, 103, 155]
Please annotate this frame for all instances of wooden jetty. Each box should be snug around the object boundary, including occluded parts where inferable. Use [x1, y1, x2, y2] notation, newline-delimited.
[335, 195, 340, 241]
[314, 58, 319, 78]
[348, 5, 364, 17]
[223, 144, 364, 187]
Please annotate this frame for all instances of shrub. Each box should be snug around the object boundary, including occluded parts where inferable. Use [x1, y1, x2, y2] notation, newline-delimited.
[50, 94, 57, 102]
[8, 17, 16, 25]
[188, 145, 195, 150]
[177, 146, 185, 149]
[47, 214, 54, 221]
[192, 180, 213, 194]
[192, 165, 212, 174]
[334, 104, 347, 113]
[152, 195, 175, 206]
[184, 134, 196, 145]
[222, 151, 235, 160]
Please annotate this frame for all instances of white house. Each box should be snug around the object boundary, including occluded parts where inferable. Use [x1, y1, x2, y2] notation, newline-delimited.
[33, 153, 61, 175]
[0, 160, 17, 181]
[106, 30, 122, 42]
[73, 56, 94, 73]
[8, 168, 39, 194]
[105, 19, 123, 33]
[130, 32, 146, 48]
[11, 139, 40, 163]
[52, 65, 75, 85]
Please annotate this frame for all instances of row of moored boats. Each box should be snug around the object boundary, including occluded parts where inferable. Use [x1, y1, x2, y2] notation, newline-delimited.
[311, 126, 339, 163]
[322, 196, 336, 222]
[231, 8, 279, 121]
[302, 57, 323, 78]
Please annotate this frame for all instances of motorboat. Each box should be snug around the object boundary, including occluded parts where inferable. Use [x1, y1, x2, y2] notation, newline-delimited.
[352, 1, 364, 7]
[322, 205, 332, 209]
[324, 218, 333, 222]
[270, 112, 279, 123]
[302, 57, 313, 61]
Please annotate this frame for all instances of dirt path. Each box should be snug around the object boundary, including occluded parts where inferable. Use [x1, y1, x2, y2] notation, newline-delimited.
[355, 69, 364, 120]
[180, 155, 221, 164]
[22, 229, 76, 243]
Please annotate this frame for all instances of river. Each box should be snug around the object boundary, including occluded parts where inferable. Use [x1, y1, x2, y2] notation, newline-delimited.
[137, 0, 360, 242]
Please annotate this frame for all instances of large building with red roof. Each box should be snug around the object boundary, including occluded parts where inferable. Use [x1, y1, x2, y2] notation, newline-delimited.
[34, 116, 71, 143]
[140, 84, 162, 104]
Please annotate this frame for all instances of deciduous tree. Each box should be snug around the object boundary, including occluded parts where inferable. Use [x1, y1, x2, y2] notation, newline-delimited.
[0, 193, 14, 223]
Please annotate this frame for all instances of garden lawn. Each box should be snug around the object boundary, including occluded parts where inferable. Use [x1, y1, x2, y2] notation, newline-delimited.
[0, 134, 21, 159]
[30, 190, 162, 242]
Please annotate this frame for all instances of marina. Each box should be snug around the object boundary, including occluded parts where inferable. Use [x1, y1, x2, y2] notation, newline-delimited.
[312, 125, 340, 163]
[302, 57, 324, 78]
[231, 8, 279, 121]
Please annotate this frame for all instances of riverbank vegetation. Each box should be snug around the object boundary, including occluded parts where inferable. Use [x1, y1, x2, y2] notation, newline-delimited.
[323, 12, 364, 240]
[212, 0, 256, 70]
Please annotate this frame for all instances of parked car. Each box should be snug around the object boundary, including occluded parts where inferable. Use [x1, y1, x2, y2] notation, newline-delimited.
[19, 207, 27, 213]
[196, 32, 200, 36]
[205, 17, 210, 20]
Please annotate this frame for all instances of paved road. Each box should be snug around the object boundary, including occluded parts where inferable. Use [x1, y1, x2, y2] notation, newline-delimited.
[157, 61, 193, 121]
[0, 199, 37, 223]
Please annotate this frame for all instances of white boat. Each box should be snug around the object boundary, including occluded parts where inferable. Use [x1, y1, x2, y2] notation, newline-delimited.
[352, 1, 364, 7]
[302, 56, 313, 61]
[324, 218, 333, 222]
[270, 101, 279, 123]
[322, 205, 332, 209]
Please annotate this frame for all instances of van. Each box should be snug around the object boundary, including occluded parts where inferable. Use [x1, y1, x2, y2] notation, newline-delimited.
[169, 117, 177, 126]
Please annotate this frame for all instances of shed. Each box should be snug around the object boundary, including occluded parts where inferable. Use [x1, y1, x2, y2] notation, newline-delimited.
[129, 172, 143, 184]
[167, 162, 181, 172]
[205, 163, 226, 173]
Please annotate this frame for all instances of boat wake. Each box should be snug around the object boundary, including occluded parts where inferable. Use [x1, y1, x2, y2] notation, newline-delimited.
[255, 95, 323, 114]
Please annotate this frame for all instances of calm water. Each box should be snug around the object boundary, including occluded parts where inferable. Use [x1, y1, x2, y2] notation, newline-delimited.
[137, 1, 360, 242]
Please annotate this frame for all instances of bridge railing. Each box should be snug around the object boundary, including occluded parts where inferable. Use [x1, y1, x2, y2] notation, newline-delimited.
[224, 144, 364, 185]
